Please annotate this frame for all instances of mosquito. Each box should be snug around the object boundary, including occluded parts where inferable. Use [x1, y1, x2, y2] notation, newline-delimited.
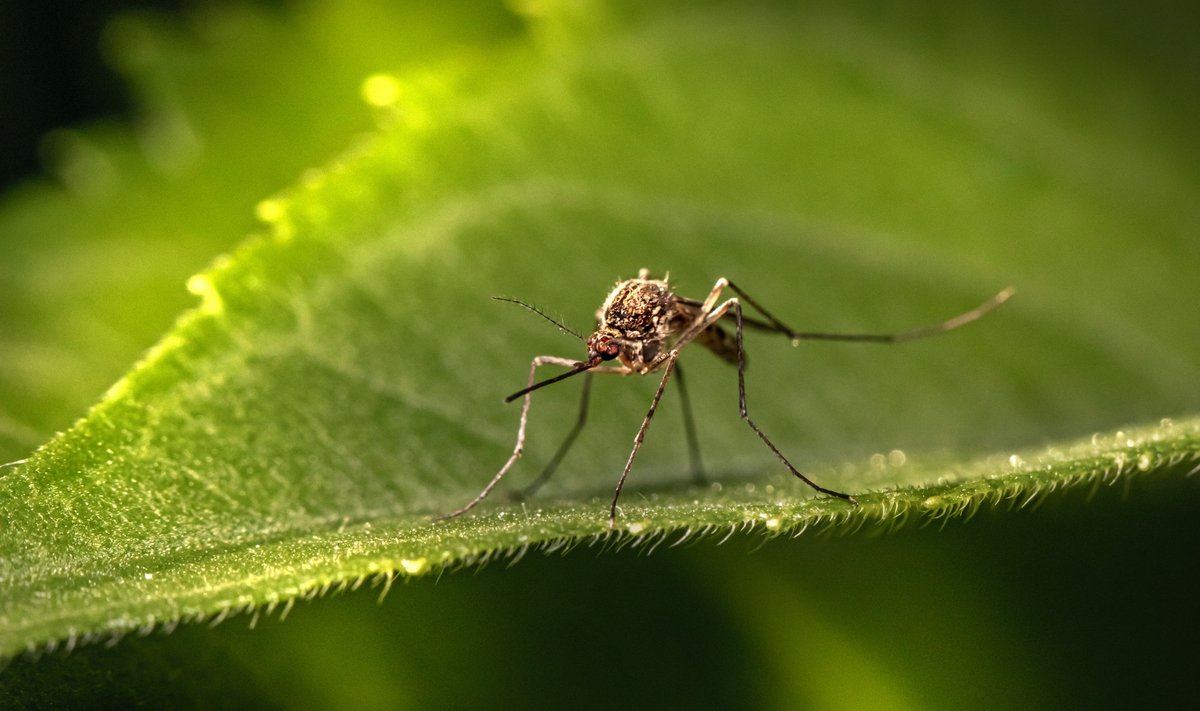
[435, 269, 1014, 529]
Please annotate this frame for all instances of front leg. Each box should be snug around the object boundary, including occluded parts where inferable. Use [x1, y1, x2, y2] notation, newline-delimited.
[609, 354, 679, 528]
[434, 355, 582, 522]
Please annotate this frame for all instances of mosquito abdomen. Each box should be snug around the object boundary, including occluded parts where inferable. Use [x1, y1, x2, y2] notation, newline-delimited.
[696, 324, 740, 366]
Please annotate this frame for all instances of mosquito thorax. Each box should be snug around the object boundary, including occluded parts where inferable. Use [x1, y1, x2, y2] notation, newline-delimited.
[594, 275, 682, 370]
[599, 278, 678, 337]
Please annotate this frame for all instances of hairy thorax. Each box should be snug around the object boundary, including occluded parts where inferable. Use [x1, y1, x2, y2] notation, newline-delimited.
[595, 275, 688, 372]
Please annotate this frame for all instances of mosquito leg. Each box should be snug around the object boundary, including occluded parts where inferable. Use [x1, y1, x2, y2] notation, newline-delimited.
[673, 362, 705, 483]
[729, 300, 859, 506]
[433, 355, 579, 522]
[515, 371, 594, 500]
[655, 278, 731, 357]
[720, 280, 797, 336]
[609, 355, 678, 528]
[724, 281, 1014, 344]
[698, 277, 730, 312]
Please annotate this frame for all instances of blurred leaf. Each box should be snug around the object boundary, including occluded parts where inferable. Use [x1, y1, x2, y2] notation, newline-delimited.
[2, 0, 1198, 687]
[0, 0, 521, 460]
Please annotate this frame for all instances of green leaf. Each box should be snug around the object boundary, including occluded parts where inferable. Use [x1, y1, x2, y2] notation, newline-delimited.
[2, 0, 1198, 679]
[0, 1, 522, 461]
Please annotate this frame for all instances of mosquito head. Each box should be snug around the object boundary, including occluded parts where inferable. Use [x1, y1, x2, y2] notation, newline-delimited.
[586, 329, 621, 362]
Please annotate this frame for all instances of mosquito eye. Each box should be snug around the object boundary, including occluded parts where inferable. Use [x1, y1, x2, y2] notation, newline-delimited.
[600, 342, 620, 361]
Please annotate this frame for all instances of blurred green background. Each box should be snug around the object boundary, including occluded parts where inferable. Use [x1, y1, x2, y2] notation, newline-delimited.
[2, 0, 1197, 708]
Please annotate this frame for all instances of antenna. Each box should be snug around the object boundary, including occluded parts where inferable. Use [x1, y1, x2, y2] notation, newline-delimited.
[493, 296, 584, 341]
